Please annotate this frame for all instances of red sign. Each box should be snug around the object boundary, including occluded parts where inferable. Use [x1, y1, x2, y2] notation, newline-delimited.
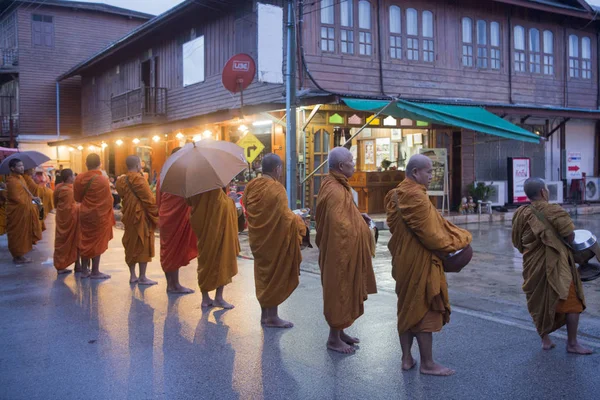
[568, 165, 580, 172]
[222, 54, 256, 94]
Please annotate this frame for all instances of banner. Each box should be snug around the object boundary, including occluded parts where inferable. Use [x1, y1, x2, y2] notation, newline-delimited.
[567, 152, 582, 180]
[508, 157, 530, 203]
[419, 148, 447, 196]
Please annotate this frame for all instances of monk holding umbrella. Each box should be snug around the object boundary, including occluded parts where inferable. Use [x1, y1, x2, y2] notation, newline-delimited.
[160, 139, 247, 309]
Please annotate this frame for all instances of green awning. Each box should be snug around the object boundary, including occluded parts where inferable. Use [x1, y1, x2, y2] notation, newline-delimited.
[343, 98, 541, 143]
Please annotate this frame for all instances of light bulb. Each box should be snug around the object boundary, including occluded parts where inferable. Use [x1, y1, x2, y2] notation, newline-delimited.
[152, 135, 160, 143]
[133, 138, 140, 144]
[77, 146, 83, 151]
[176, 132, 184, 139]
[192, 135, 201, 142]
[116, 139, 123, 146]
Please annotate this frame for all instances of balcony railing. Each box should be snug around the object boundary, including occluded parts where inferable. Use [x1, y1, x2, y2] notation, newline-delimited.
[0, 48, 18, 68]
[111, 87, 167, 126]
[0, 115, 18, 138]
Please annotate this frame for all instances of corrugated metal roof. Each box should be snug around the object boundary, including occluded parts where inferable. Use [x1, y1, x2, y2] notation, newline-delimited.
[0, 0, 154, 20]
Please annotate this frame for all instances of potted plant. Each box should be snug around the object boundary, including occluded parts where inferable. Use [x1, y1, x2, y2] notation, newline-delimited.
[381, 159, 392, 171]
[467, 182, 496, 202]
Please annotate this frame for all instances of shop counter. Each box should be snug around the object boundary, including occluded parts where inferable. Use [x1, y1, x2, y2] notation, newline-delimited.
[348, 170, 405, 214]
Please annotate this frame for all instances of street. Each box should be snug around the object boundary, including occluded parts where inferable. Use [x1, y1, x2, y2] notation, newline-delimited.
[1, 215, 600, 400]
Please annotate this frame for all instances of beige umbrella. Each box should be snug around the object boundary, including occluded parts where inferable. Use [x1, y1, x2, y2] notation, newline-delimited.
[160, 139, 248, 198]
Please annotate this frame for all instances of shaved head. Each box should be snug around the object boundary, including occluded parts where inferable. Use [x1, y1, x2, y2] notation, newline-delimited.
[126, 155, 141, 171]
[86, 153, 101, 170]
[406, 154, 433, 188]
[262, 153, 283, 175]
[524, 177, 547, 201]
[61, 168, 74, 183]
[328, 146, 355, 178]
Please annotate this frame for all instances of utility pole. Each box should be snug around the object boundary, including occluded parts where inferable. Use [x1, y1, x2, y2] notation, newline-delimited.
[285, 0, 297, 209]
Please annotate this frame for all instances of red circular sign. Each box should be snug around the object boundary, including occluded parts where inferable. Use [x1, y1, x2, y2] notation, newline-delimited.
[222, 54, 256, 94]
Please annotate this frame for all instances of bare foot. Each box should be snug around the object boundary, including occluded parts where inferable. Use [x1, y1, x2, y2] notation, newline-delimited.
[201, 299, 214, 308]
[542, 335, 556, 350]
[80, 270, 91, 279]
[90, 272, 111, 280]
[340, 331, 360, 345]
[57, 269, 72, 275]
[137, 277, 158, 286]
[264, 316, 294, 328]
[402, 356, 417, 371]
[567, 343, 594, 355]
[212, 299, 235, 309]
[129, 276, 139, 284]
[13, 257, 32, 264]
[167, 285, 195, 294]
[420, 362, 455, 376]
[327, 339, 356, 355]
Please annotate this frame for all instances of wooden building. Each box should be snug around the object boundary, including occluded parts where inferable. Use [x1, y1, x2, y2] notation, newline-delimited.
[50, 0, 600, 211]
[0, 0, 151, 164]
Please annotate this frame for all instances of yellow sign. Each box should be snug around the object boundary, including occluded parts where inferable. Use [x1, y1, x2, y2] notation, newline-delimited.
[236, 132, 265, 163]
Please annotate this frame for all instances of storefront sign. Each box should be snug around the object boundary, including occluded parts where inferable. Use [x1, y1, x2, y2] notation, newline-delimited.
[567, 151, 583, 179]
[508, 157, 530, 203]
[237, 133, 265, 163]
[419, 148, 447, 196]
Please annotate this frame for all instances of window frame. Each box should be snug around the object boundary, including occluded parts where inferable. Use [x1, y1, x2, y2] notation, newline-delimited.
[320, 0, 336, 53]
[357, 0, 373, 57]
[386, 4, 435, 64]
[31, 13, 54, 48]
[182, 35, 205, 87]
[461, 16, 501, 71]
[513, 24, 555, 76]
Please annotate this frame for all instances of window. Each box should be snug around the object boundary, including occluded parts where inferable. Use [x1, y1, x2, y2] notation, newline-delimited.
[358, 1, 372, 55]
[340, 0, 354, 54]
[389, 6, 401, 59]
[182, 35, 205, 86]
[406, 8, 418, 60]
[422, 11, 434, 62]
[569, 34, 579, 78]
[582, 37, 591, 79]
[543, 30, 553, 75]
[490, 22, 500, 69]
[476, 20, 487, 68]
[32, 14, 54, 48]
[320, 0, 335, 52]
[514, 26, 525, 72]
[462, 17, 473, 67]
[529, 28, 541, 73]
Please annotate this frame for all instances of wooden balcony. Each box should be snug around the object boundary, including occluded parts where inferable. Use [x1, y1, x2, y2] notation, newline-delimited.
[111, 87, 167, 129]
[0, 115, 18, 140]
[0, 48, 18, 70]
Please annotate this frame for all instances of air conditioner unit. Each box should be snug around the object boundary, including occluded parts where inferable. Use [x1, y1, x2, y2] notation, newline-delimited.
[478, 181, 507, 206]
[585, 177, 600, 202]
[546, 181, 564, 204]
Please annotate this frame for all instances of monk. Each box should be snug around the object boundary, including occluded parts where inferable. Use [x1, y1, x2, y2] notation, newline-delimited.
[53, 169, 81, 275]
[187, 187, 239, 309]
[385, 154, 472, 376]
[512, 177, 592, 355]
[0, 181, 6, 236]
[5, 159, 43, 263]
[24, 168, 46, 232]
[116, 155, 159, 285]
[156, 147, 197, 294]
[243, 153, 308, 328]
[315, 147, 377, 354]
[34, 167, 55, 218]
[74, 153, 114, 279]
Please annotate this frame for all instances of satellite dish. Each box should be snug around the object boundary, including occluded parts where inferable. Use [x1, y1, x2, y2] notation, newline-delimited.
[222, 53, 256, 94]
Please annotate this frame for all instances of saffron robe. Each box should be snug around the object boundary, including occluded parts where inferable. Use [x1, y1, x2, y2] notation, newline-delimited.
[385, 178, 472, 335]
[116, 172, 159, 265]
[187, 189, 239, 292]
[156, 178, 197, 272]
[243, 176, 307, 308]
[512, 200, 585, 336]
[74, 170, 114, 259]
[315, 171, 377, 330]
[53, 183, 79, 270]
[24, 174, 46, 232]
[6, 174, 42, 257]
[0, 186, 6, 236]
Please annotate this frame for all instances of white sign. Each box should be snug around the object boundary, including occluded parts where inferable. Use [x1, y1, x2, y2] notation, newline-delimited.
[567, 151, 583, 179]
[511, 158, 530, 203]
[419, 148, 448, 196]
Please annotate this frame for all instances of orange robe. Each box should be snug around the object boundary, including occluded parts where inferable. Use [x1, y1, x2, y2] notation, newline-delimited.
[24, 174, 46, 232]
[386, 179, 472, 335]
[116, 172, 159, 265]
[512, 200, 585, 336]
[53, 183, 79, 270]
[243, 176, 307, 308]
[315, 171, 377, 330]
[6, 174, 43, 258]
[187, 189, 239, 292]
[156, 177, 197, 272]
[74, 170, 115, 259]
[0, 188, 6, 236]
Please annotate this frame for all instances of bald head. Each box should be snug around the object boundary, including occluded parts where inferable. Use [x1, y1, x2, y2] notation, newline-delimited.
[524, 177, 547, 201]
[406, 154, 433, 188]
[262, 153, 283, 179]
[126, 155, 141, 171]
[86, 153, 101, 170]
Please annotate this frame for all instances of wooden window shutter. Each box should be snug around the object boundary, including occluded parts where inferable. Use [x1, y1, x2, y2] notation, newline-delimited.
[43, 21, 54, 47]
[32, 20, 43, 46]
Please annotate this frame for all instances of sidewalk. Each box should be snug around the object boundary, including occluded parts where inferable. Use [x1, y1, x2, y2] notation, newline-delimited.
[1, 218, 599, 399]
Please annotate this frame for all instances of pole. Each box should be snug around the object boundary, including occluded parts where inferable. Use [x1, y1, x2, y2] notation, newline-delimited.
[285, 0, 297, 209]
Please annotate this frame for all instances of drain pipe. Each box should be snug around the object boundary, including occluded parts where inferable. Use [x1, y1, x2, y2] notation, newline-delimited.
[56, 81, 60, 137]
